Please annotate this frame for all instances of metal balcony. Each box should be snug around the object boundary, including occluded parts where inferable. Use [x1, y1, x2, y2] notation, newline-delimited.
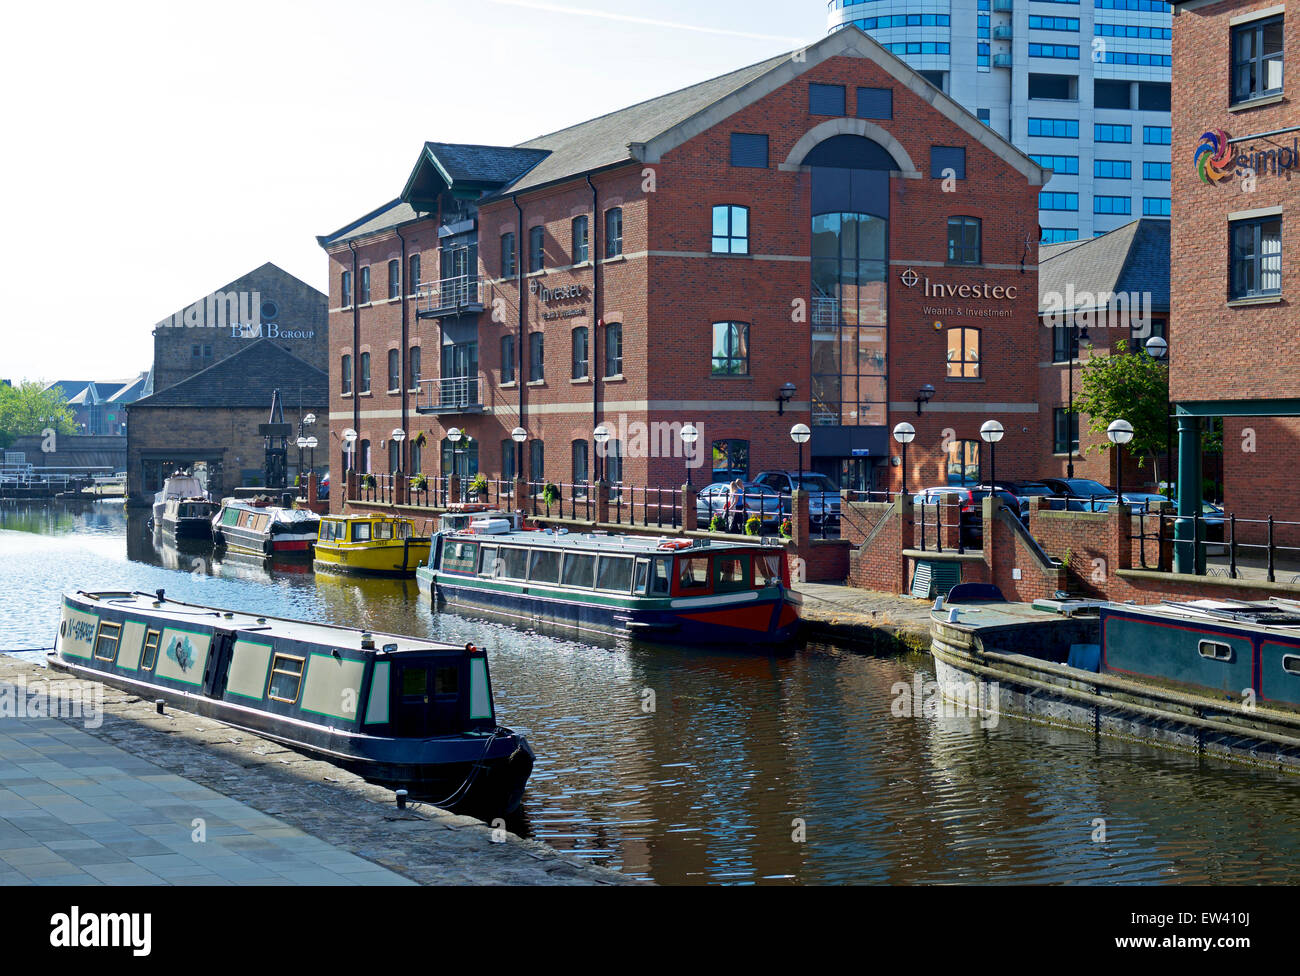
[993, 24, 1012, 39]
[416, 275, 483, 318]
[993, 52, 1013, 67]
[993, 0, 1012, 10]
[415, 374, 485, 415]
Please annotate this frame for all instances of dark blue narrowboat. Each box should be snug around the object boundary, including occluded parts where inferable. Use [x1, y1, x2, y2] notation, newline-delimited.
[50, 590, 533, 815]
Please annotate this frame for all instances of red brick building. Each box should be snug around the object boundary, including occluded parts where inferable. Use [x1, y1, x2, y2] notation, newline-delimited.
[1171, 0, 1299, 568]
[318, 29, 1048, 509]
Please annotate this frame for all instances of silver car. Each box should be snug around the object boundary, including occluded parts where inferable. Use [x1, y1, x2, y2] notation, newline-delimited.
[695, 481, 784, 530]
[752, 471, 842, 528]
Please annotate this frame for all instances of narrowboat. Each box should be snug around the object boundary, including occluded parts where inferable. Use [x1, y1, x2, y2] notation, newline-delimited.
[417, 522, 801, 646]
[157, 495, 218, 542]
[314, 514, 431, 578]
[213, 498, 320, 558]
[151, 473, 209, 524]
[49, 589, 534, 814]
[930, 587, 1300, 771]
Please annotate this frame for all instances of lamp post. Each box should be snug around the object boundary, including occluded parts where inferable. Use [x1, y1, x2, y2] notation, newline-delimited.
[980, 420, 1005, 489]
[342, 428, 357, 475]
[305, 436, 317, 475]
[1145, 334, 1171, 497]
[594, 424, 610, 482]
[892, 422, 915, 495]
[1107, 419, 1134, 506]
[295, 436, 308, 483]
[447, 427, 462, 481]
[510, 426, 527, 482]
[297, 413, 315, 483]
[776, 382, 796, 416]
[391, 428, 406, 475]
[680, 423, 699, 488]
[789, 423, 811, 488]
[1066, 324, 1088, 478]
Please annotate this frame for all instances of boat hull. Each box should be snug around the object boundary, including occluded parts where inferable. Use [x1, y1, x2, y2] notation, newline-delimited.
[315, 539, 431, 578]
[160, 517, 214, 541]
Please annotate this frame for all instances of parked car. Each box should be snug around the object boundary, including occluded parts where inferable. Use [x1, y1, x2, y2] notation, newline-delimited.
[1103, 492, 1171, 512]
[752, 471, 841, 528]
[1038, 477, 1118, 511]
[995, 480, 1055, 519]
[695, 481, 784, 530]
[912, 485, 1022, 546]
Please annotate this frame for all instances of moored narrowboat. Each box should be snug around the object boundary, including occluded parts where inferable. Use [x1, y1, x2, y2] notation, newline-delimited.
[158, 495, 218, 541]
[213, 498, 320, 558]
[314, 514, 431, 577]
[930, 589, 1300, 771]
[49, 589, 533, 814]
[417, 524, 801, 646]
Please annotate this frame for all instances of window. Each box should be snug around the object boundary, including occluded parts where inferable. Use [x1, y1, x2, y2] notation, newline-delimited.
[946, 327, 980, 379]
[1233, 15, 1284, 103]
[1030, 154, 1079, 174]
[1143, 127, 1172, 146]
[387, 349, 400, 392]
[1198, 640, 1233, 662]
[528, 332, 544, 382]
[1144, 161, 1171, 181]
[408, 254, 421, 295]
[1138, 82, 1171, 112]
[359, 439, 371, 473]
[1053, 325, 1082, 362]
[977, 109, 991, 125]
[93, 621, 121, 662]
[918, 69, 946, 90]
[501, 440, 516, 481]
[1094, 195, 1132, 215]
[1143, 197, 1171, 217]
[529, 549, 561, 585]
[341, 270, 352, 307]
[1053, 408, 1079, 454]
[678, 556, 710, 591]
[388, 259, 400, 300]
[711, 321, 749, 375]
[529, 440, 544, 483]
[1094, 159, 1131, 179]
[1028, 73, 1076, 100]
[605, 208, 623, 257]
[605, 438, 624, 485]
[528, 226, 545, 272]
[572, 215, 589, 264]
[410, 438, 422, 475]
[729, 132, 769, 169]
[1095, 23, 1170, 39]
[712, 205, 749, 254]
[572, 439, 589, 484]
[946, 440, 980, 485]
[1231, 216, 1283, 299]
[1094, 124, 1131, 143]
[389, 438, 400, 474]
[409, 346, 421, 389]
[605, 322, 622, 377]
[441, 437, 478, 478]
[1041, 228, 1079, 244]
[501, 548, 528, 580]
[562, 553, 596, 588]
[359, 266, 371, 304]
[947, 216, 981, 264]
[931, 146, 966, 180]
[501, 232, 516, 277]
[1028, 117, 1078, 138]
[341, 354, 352, 395]
[572, 326, 589, 379]
[712, 439, 749, 481]
[1094, 79, 1131, 110]
[595, 555, 634, 593]
[1040, 192, 1079, 211]
[359, 352, 370, 393]
[1029, 15, 1079, 29]
[141, 630, 160, 671]
[501, 334, 515, 383]
[1029, 43, 1080, 58]
[810, 82, 846, 116]
[856, 86, 892, 119]
[268, 654, 305, 703]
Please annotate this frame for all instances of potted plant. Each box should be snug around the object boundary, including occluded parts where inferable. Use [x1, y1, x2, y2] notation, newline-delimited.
[745, 515, 761, 536]
[470, 472, 489, 500]
[410, 473, 427, 492]
[779, 517, 793, 539]
[361, 473, 376, 490]
[542, 482, 560, 515]
[709, 514, 725, 533]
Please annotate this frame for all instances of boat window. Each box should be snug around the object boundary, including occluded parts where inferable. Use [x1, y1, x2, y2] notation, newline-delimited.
[435, 665, 459, 695]
[364, 660, 391, 725]
[715, 555, 749, 592]
[352, 522, 372, 542]
[444, 541, 478, 574]
[268, 654, 306, 703]
[1284, 655, 1300, 676]
[222, 508, 241, 526]
[529, 548, 561, 584]
[650, 558, 671, 595]
[634, 558, 650, 594]
[402, 668, 428, 698]
[479, 546, 499, 577]
[374, 521, 394, 540]
[141, 630, 161, 670]
[678, 556, 710, 591]
[596, 555, 635, 592]
[1198, 640, 1233, 662]
[395, 521, 412, 539]
[93, 621, 121, 662]
[562, 552, 596, 588]
[754, 553, 782, 588]
[501, 547, 529, 580]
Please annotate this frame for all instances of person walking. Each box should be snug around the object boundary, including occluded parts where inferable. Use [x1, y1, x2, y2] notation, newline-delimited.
[725, 478, 745, 534]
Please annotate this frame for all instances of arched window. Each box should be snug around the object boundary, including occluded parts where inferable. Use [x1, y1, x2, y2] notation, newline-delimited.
[711, 322, 749, 375]
[572, 439, 589, 484]
[501, 439, 516, 481]
[572, 215, 589, 264]
[389, 438, 400, 473]
[946, 440, 980, 485]
[529, 440, 545, 483]
[409, 346, 421, 389]
[387, 349, 400, 392]
[604, 438, 624, 485]
[946, 327, 980, 378]
[572, 327, 589, 380]
[387, 259, 400, 300]
[359, 352, 371, 394]
[712, 439, 749, 481]
[341, 354, 352, 395]
[359, 439, 372, 474]
[410, 435, 423, 475]
[947, 216, 982, 265]
[604, 322, 623, 377]
[359, 266, 371, 304]
[441, 436, 479, 478]
[605, 208, 623, 257]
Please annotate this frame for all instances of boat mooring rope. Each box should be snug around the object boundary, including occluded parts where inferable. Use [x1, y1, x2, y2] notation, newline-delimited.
[402, 728, 508, 811]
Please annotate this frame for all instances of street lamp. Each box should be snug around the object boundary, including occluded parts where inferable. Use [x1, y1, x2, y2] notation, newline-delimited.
[680, 423, 699, 487]
[892, 422, 915, 495]
[1107, 418, 1134, 507]
[342, 428, 358, 474]
[594, 424, 611, 482]
[914, 384, 935, 416]
[1145, 334, 1171, 497]
[305, 436, 317, 474]
[510, 426, 527, 481]
[980, 419, 1005, 489]
[776, 382, 796, 416]
[1066, 323, 1089, 478]
[789, 423, 811, 492]
[295, 436, 308, 484]
[447, 427, 462, 480]
[391, 428, 406, 475]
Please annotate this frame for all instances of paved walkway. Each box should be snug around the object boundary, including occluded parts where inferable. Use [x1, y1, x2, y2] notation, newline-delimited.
[794, 582, 933, 652]
[0, 702, 411, 885]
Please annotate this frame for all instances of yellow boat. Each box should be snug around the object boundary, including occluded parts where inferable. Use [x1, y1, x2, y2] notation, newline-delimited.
[313, 514, 431, 578]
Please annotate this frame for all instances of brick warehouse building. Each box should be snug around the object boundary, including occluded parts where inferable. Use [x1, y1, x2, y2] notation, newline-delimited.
[318, 29, 1049, 509]
[1170, 0, 1300, 568]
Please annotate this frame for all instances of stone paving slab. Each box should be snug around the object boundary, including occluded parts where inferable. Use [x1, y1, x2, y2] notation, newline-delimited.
[0, 656, 640, 885]
[795, 582, 933, 652]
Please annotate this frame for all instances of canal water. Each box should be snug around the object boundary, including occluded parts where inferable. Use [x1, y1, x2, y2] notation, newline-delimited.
[4, 499, 1300, 885]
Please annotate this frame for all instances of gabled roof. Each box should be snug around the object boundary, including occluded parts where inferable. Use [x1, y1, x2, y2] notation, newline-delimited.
[1038, 219, 1171, 313]
[45, 379, 93, 400]
[151, 262, 326, 327]
[128, 340, 326, 410]
[106, 371, 150, 404]
[316, 199, 428, 249]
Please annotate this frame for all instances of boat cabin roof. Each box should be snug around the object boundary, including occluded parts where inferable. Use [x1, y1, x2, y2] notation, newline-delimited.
[1120, 598, 1300, 635]
[442, 529, 783, 555]
[321, 513, 416, 525]
[69, 590, 465, 656]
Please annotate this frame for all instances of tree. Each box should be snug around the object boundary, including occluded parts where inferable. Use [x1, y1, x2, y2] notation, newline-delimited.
[1073, 339, 1168, 475]
[0, 382, 78, 449]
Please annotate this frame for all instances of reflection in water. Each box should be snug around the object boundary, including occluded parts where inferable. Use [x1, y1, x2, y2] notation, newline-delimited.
[4, 499, 1300, 884]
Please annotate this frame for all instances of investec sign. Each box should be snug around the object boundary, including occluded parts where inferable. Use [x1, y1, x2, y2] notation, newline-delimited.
[899, 267, 1018, 318]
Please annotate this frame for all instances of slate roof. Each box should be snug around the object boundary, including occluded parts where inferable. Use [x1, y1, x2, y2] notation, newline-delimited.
[106, 372, 151, 403]
[316, 199, 426, 248]
[128, 340, 326, 410]
[1038, 219, 1170, 313]
[420, 142, 549, 186]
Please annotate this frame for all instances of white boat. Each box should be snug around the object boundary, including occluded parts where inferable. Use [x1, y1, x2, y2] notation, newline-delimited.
[151, 473, 209, 524]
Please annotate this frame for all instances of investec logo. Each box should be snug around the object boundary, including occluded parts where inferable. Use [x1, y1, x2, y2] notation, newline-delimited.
[899, 268, 1019, 300]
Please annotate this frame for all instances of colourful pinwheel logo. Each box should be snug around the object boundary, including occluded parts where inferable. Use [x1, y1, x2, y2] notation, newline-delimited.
[1194, 129, 1233, 184]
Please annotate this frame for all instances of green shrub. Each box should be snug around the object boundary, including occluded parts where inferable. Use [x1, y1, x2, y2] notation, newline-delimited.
[745, 515, 761, 536]
[709, 514, 724, 533]
[410, 473, 427, 491]
[779, 518, 793, 538]
[470, 473, 489, 496]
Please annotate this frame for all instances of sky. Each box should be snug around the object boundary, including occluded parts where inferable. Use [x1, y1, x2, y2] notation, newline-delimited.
[0, 0, 824, 385]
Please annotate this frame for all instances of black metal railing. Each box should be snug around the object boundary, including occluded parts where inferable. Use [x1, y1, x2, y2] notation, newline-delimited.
[1134, 509, 1300, 582]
